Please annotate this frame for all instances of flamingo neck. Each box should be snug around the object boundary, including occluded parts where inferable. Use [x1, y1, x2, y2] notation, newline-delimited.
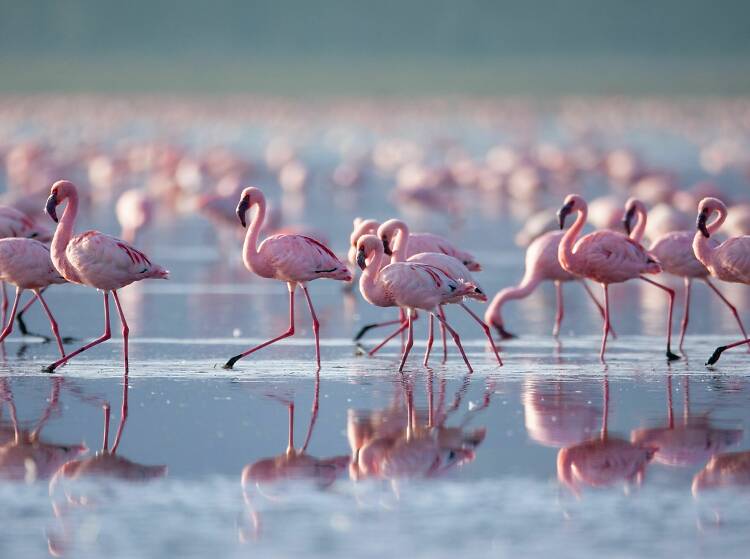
[630, 204, 647, 244]
[50, 190, 81, 283]
[558, 205, 587, 272]
[692, 205, 726, 269]
[392, 222, 410, 262]
[359, 248, 390, 306]
[485, 273, 541, 327]
[243, 195, 268, 275]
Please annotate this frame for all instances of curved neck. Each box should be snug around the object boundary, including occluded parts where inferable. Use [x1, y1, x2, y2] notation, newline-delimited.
[391, 222, 410, 262]
[559, 205, 587, 271]
[242, 196, 266, 273]
[359, 248, 390, 305]
[485, 273, 541, 326]
[630, 205, 647, 244]
[707, 205, 727, 236]
[50, 190, 81, 282]
[692, 205, 726, 268]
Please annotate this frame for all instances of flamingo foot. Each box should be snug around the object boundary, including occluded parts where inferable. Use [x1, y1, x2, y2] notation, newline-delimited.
[494, 324, 516, 340]
[706, 346, 726, 366]
[223, 355, 243, 369]
[42, 363, 57, 374]
[667, 350, 680, 361]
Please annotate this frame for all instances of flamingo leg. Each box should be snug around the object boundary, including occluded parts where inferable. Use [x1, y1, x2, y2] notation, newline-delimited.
[111, 290, 130, 373]
[639, 276, 679, 360]
[44, 292, 112, 373]
[707, 337, 750, 366]
[224, 284, 296, 369]
[300, 283, 321, 369]
[599, 284, 610, 361]
[438, 306, 448, 363]
[368, 320, 408, 356]
[459, 302, 503, 366]
[300, 372, 321, 453]
[1, 282, 7, 330]
[553, 280, 564, 337]
[0, 287, 22, 344]
[580, 280, 617, 339]
[287, 401, 295, 453]
[423, 313, 435, 366]
[433, 311, 473, 373]
[678, 277, 691, 351]
[353, 316, 403, 341]
[110, 369, 129, 454]
[15, 292, 45, 340]
[703, 278, 750, 351]
[102, 403, 111, 451]
[398, 310, 415, 372]
[33, 289, 66, 358]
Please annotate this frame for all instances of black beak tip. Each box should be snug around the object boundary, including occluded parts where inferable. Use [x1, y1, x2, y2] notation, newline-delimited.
[356, 250, 367, 271]
[236, 198, 250, 228]
[44, 194, 59, 223]
[697, 214, 710, 238]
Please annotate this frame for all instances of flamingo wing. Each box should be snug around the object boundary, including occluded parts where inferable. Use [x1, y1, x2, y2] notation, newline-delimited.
[259, 234, 345, 281]
[717, 237, 750, 283]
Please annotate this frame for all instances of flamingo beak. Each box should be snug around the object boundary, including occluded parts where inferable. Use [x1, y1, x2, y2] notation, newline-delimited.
[236, 196, 250, 228]
[697, 210, 710, 238]
[382, 237, 392, 256]
[557, 200, 574, 230]
[356, 248, 367, 270]
[623, 206, 636, 236]
[45, 193, 59, 223]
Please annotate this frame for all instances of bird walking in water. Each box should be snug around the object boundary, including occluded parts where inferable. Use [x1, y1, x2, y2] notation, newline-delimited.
[42, 180, 169, 373]
[223, 187, 351, 370]
[692, 198, 750, 365]
[557, 194, 679, 361]
[0, 238, 68, 357]
[624, 198, 748, 352]
[356, 234, 475, 372]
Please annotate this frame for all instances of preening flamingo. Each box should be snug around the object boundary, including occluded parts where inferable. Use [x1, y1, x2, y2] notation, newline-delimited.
[557, 194, 679, 361]
[0, 238, 69, 357]
[693, 198, 750, 365]
[483, 230, 611, 339]
[624, 198, 748, 352]
[43, 180, 169, 373]
[378, 219, 502, 366]
[223, 187, 351, 370]
[356, 234, 475, 372]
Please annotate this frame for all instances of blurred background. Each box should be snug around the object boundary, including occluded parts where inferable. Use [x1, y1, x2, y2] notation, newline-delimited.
[2, 0, 749, 95]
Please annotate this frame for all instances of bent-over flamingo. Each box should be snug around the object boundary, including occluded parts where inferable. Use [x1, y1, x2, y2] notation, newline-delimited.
[356, 234, 475, 372]
[557, 194, 679, 361]
[624, 198, 748, 352]
[43, 180, 169, 373]
[223, 187, 351, 370]
[693, 198, 750, 365]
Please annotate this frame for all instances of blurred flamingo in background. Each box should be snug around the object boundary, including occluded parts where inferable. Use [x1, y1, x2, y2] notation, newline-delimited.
[223, 187, 351, 370]
[557, 194, 678, 361]
[43, 180, 169, 374]
[115, 188, 153, 244]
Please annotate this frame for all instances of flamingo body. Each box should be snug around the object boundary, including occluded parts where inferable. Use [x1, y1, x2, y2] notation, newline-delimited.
[250, 234, 348, 283]
[0, 238, 65, 290]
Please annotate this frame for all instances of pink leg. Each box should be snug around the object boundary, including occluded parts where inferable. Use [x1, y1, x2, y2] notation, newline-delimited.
[704, 278, 750, 352]
[33, 289, 66, 358]
[45, 292, 111, 373]
[459, 302, 503, 366]
[639, 276, 679, 360]
[287, 402, 295, 453]
[553, 280, 564, 337]
[15, 293, 41, 338]
[581, 280, 617, 339]
[433, 311, 473, 373]
[300, 371, 320, 452]
[1, 282, 7, 330]
[368, 320, 408, 356]
[110, 370, 129, 454]
[398, 311, 415, 372]
[224, 284, 296, 369]
[0, 287, 22, 343]
[438, 306, 448, 363]
[678, 277, 691, 351]
[111, 290, 130, 373]
[423, 313, 435, 366]
[102, 403, 111, 451]
[599, 284, 610, 362]
[300, 283, 321, 369]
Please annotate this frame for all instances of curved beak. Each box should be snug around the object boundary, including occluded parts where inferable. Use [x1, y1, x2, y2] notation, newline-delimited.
[557, 200, 574, 230]
[623, 206, 636, 236]
[382, 237, 392, 256]
[356, 248, 367, 270]
[45, 193, 59, 223]
[236, 196, 250, 228]
[697, 210, 710, 238]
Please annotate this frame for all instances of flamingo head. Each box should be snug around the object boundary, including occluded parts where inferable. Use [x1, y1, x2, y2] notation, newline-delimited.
[696, 197, 727, 238]
[377, 219, 408, 257]
[45, 180, 77, 223]
[622, 197, 645, 236]
[557, 194, 585, 229]
[356, 234, 383, 270]
[235, 187, 264, 228]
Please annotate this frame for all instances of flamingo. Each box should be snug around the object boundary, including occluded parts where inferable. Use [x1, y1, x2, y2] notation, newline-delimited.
[557, 194, 679, 361]
[624, 198, 748, 352]
[0, 238, 69, 357]
[42, 180, 169, 374]
[693, 198, 750, 365]
[223, 187, 351, 370]
[692, 451, 750, 495]
[115, 188, 153, 244]
[377, 218, 502, 366]
[484, 230, 611, 340]
[356, 234, 475, 372]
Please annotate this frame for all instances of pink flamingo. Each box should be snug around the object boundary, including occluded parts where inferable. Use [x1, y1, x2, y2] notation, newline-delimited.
[42, 180, 169, 374]
[115, 188, 153, 244]
[557, 194, 679, 361]
[223, 187, 351, 370]
[0, 238, 68, 356]
[484, 230, 611, 339]
[693, 198, 750, 365]
[377, 219, 502, 366]
[624, 198, 748, 352]
[356, 234, 475, 372]
[692, 451, 750, 495]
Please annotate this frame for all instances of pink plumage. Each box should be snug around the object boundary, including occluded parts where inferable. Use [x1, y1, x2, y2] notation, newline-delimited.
[115, 188, 153, 244]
